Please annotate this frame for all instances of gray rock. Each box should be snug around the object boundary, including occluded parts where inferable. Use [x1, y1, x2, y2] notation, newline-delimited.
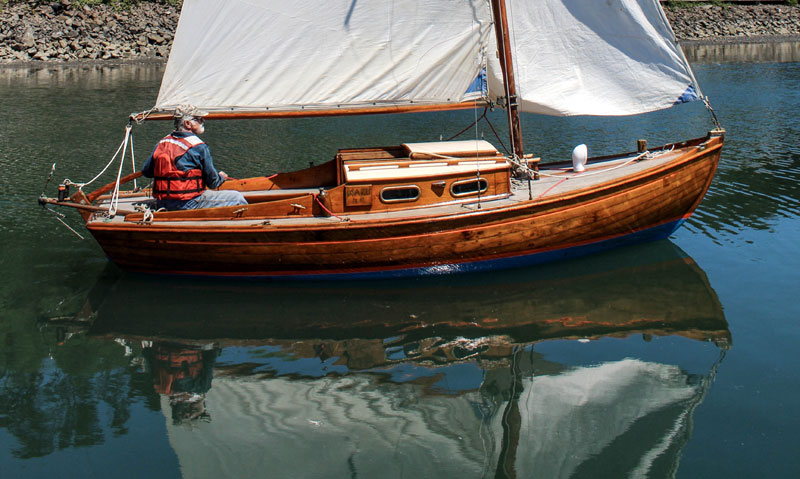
[147, 33, 165, 44]
[20, 27, 36, 48]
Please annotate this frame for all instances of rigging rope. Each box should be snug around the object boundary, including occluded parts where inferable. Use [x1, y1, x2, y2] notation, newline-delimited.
[67, 124, 132, 190]
[474, 95, 482, 209]
[131, 108, 156, 125]
[446, 108, 511, 156]
[129, 129, 138, 191]
[134, 204, 155, 224]
[313, 193, 350, 222]
[536, 148, 665, 180]
[108, 125, 133, 216]
[61, 125, 137, 217]
[484, 114, 511, 156]
[703, 96, 723, 131]
[446, 107, 488, 141]
[528, 147, 674, 199]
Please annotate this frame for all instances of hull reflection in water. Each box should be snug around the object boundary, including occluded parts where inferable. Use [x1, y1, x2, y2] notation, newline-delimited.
[78, 241, 728, 478]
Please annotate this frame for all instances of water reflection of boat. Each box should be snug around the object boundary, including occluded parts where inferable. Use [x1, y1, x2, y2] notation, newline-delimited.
[74, 241, 729, 477]
[85, 241, 727, 347]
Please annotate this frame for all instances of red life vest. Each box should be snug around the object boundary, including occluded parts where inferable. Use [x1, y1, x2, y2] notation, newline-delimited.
[152, 134, 206, 200]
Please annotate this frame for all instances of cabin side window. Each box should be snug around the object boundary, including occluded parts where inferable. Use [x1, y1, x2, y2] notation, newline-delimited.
[451, 178, 488, 197]
[380, 185, 421, 203]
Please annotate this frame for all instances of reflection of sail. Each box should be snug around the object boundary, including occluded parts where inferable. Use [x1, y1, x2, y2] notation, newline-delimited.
[155, 356, 715, 478]
[515, 359, 701, 478]
[163, 376, 491, 477]
[66, 241, 729, 477]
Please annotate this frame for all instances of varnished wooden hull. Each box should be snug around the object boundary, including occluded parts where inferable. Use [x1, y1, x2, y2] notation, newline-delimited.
[85, 135, 722, 278]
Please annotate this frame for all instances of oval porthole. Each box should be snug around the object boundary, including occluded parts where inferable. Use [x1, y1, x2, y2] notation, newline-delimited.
[451, 178, 488, 197]
[380, 185, 421, 203]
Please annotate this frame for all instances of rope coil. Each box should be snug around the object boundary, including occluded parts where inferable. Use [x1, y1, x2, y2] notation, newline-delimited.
[134, 204, 154, 224]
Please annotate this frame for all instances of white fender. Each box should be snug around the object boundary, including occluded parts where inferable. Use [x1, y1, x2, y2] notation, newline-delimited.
[572, 144, 588, 173]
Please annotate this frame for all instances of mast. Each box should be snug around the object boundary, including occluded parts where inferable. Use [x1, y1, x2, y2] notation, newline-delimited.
[490, 0, 524, 159]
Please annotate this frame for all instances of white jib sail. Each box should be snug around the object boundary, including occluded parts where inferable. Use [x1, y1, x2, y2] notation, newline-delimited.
[487, 0, 700, 116]
[155, 0, 493, 113]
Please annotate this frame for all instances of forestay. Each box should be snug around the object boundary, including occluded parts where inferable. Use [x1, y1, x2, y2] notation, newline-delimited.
[155, 0, 492, 113]
[485, 0, 701, 116]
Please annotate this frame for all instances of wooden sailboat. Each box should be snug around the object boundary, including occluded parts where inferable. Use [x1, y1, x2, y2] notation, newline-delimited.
[39, 0, 724, 278]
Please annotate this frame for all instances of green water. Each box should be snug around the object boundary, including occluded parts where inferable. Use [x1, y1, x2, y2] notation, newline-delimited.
[1, 48, 799, 477]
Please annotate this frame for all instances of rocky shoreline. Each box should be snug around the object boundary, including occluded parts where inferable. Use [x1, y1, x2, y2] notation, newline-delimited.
[1, 1, 799, 65]
[1, 1, 179, 64]
[666, 3, 800, 44]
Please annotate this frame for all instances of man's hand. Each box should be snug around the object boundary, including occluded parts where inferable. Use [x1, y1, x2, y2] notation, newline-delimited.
[219, 171, 229, 181]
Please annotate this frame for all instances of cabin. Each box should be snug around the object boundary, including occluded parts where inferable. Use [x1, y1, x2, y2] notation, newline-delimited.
[122, 140, 512, 222]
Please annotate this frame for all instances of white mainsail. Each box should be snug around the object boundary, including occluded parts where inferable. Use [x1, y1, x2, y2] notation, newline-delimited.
[155, 0, 492, 113]
[155, 0, 700, 117]
[486, 0, 700, 116]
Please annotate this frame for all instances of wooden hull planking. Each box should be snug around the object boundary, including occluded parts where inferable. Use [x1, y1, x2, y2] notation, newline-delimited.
[83, 135, 722, 278]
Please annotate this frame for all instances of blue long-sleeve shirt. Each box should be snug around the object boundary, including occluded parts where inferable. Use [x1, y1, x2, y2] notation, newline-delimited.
[141, 131, 225, 190]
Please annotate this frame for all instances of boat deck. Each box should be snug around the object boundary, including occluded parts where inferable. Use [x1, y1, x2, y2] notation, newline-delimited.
[91, 147, 683, 228]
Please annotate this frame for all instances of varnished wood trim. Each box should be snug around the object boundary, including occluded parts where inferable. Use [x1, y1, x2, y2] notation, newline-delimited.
[132, 102, 486, 122]
[87, 171, 143, 202]
[40, 197, 135, 216]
